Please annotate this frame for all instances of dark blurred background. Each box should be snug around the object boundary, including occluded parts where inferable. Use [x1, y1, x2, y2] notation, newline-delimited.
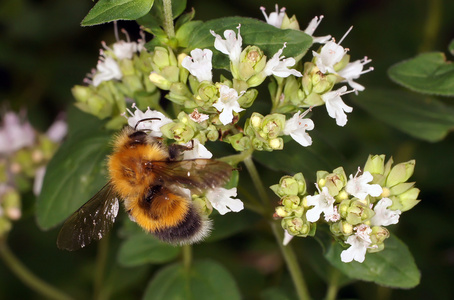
[1, 0, 453, 299]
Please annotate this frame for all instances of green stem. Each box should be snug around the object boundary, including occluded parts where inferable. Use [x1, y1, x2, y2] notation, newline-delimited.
[182, 244, 192, 272]
[219, 148, 254, 166]
[94, 235, 109, 300]
[271, 78, 285, 113]
[420, 0, 442, 52]
[162, 0, 175, 38]
[243, 157, 311, 300]
[270, 222, 311, 300]
[324, 267, 341, 300]
[0, 241, 73, 300]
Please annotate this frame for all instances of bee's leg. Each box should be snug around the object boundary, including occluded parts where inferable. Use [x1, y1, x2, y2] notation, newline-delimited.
[168, 140, 194, 160]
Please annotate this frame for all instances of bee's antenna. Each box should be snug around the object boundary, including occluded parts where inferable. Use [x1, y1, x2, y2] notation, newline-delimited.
[134, 118, 161, 131]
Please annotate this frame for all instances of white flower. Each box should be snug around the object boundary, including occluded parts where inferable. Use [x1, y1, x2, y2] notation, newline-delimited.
[183, 139, 213, 160]
[340, 224, 372, 263]
[212, 85, 245, 125]
[181, 48, 213, 82]
[370, 198, 401, 226]
[123, 104, 172, 137]
[0, 112, 35, 154]
[312, 40, 347, 74]
[283, 230, 294, 246]
[303, 15, 331, 44]
[33, 166, 46, 196]
[321, 86, 353, 127]
[206, 187, 244, 215]
[338, 57, 374, 93]
[306, 186, 336, 222]
[92, 54, 122, 87]
[263, 43, 302, 78]
[112, 40, 138, 60]
[189, 109, 209, 123]
[260, 4, 286, 28]
[324, 206, 341, 222]
[346, 169, 382, 200]
[210, 25, 243, 65]
[283, 111, 314, 147]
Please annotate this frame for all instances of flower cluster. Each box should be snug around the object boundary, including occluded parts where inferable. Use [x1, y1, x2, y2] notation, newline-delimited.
[272, 154, 420, 263]
[72, 29, 160, 129]
[0, 112, 66, 237]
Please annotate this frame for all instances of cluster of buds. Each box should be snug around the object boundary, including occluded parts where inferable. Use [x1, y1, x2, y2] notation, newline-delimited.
[72, 29, 160, 129]
[0, 112, 66, 237]
[272, 154, 420, 263]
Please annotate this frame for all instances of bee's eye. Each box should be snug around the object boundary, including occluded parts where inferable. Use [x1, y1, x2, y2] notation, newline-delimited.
[128, 131, 147, 145]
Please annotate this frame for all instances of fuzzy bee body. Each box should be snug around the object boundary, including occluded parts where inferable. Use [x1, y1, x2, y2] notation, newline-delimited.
[57, 127, 232, 251]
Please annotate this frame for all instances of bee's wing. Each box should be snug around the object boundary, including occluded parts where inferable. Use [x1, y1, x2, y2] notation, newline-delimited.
[57, 182, 119, 251]
[151, 159, 232, 193]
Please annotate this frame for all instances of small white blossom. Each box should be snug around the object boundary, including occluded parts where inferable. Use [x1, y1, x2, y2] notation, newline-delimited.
[321, 86, 353, 127]
[124, 104, 172, 137]
[370, 198, 401, 226]
[0, 112, 35, 154]
[338, 57, 373, 93]
[260, 4, 286, 28]
[183, 139, 213, 160]
[312, 40, 347, 74]
[92, 54, 122, 87]
[324, 206, 341, 222]
[306, 186, 336, 222]
[263, 43, 302, 78]
[181, 48, 213, 82]
[341, 224, 372, 263]
[206, 187, 244, 215]
[346, 169, 382, 200]
[304, 15, 331, 44]
[210, 25, 243, 65]
[283, 111, 314, 147]
[112, 40, 138, 60]
[212, 85, 245, 125]
[283, 230, 294, 246]
[189, 109, 209, 123]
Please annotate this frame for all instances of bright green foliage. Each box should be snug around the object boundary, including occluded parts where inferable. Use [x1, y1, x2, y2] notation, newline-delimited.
[82, 0, 155, 26]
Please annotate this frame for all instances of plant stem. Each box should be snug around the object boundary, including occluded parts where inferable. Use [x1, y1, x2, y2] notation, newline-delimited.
[162, 0, 175, 38]
[182, 244, 192, 272]
[243, 157, 311, 300]
[270, 221, 311, 300]
[271, 78, 285, 113]
[94, 235, 109, 300]
[420, 0, 441, 52]
[0, 241, 73, 300]
[324, 267, 341, 300]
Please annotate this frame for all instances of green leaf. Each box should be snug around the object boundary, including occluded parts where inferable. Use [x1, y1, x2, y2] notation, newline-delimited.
[143, 260, 241, 300]
[117, 233, 181, 267]
[388, 52, 454, 96]
[353, 88, 454, 142]
[81, 0, 155, 26]
[186, 17, 312, 69]
[325, 234, 421, 288]
[36, 112, 112, 229]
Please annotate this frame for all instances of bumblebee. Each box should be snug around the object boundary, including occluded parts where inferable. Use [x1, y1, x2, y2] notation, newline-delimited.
[57, 126, 232, 251]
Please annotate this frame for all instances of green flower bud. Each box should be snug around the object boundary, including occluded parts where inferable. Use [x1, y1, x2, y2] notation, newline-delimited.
[302, 93, 324, 107]
[195, 82, 218, 108]
[339, 199, 351, 218]
[390, 188, 420, 212]
[149, 72, 172, 90]
[151, 46, 178, 71]
[340, 220, 353, 235]
[282, 195, 300, 210]
[160, 121, 195, 143]
[167, 82, 193, 105]
[389, 182, 415, 196]
[262, 114, 286, 139]
[122, 75, 143, 93]
[364, 154, 386, 175]
[368, 242, 385, 254]
[193, 196, 213, 216]
[238, 46, 267, 81]
[386, 160, 415, 187]
[206, 128, 220, 142]
[2, 189, 21, 220]
[317, 167, 347, 197]
[228, 133, 251, 151]
[275, 206, 288, 218]
[119, 59, 135, 76]
[346, 200, 374, 225]
[269, 138, 283, 150]
[282, 217, 311, 237]
[281, 14, 300, 30]
[237, 89, 258, 108]
[369, 226, 389, 246]
[293, 173, 307, 196]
